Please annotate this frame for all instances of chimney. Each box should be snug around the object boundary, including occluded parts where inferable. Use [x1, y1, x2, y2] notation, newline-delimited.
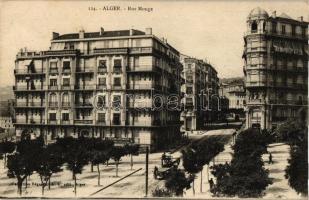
[145, 27, 152, 35]
[79, 29, 85, 39]
[52, 32, 59, 40]
[129, 29, 134, 36]
[100, 27, 104, 36]
[298, 16, 303, 22]
[272, 11, 276, 17]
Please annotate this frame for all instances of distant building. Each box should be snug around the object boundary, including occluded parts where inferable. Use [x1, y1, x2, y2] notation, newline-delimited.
[243, 8, 308, 129]
[13, 27, 183, 151]
[180, 55, 220, 131]
[219, 79, 246, 121]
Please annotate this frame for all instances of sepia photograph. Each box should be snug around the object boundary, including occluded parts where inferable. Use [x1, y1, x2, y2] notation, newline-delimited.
[0, 0, 308, 199]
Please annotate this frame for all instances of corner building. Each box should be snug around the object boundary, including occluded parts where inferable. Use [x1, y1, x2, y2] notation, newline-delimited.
[13, 28, 183, 151]
[243, 8, 308, 129]
[180, 55, 219, 132]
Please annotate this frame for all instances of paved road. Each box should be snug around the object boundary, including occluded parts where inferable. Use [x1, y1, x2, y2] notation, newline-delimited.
[92, 129, 235, 197]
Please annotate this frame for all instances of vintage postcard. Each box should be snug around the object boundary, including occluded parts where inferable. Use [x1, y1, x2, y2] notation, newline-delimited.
[0, 0, 308, 199]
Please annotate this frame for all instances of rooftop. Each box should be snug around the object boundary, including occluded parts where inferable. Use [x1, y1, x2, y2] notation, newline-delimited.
[53, 29, 146, 40]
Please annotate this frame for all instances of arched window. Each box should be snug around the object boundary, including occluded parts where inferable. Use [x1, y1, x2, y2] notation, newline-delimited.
[251, 21, 257, 33]
[62, 93, 69, 106]
[49, 93, 57, 103]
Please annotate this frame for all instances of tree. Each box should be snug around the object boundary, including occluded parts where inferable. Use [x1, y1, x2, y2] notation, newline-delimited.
[210, 128, 272, 197]
[125, 144, 139, 170]
[7, 138, 43, 195]
[181, 148, 203, 195]
[36, 143, 63, 195]
[165, 167, 193, 196]
[89, 139, 114, 186]
[110, 146, 127, 177]
[0, 140, 15, 168]
[57, 137, 89, 195]
[191, 137, 225, 192]
[285, 127, 308, 195]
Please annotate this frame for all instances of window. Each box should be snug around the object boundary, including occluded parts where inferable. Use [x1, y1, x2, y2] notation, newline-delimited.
[63, 61, 70, 70]
[272, 22, 277, 33]
[63, 78, 70, 86]
[50, 79, 57, 86]
[292, 25, 295, 36]
[114, 59, 122, 68]
[114, 77, 121, 86]
[302, 27, 306, 37]
[186, 87, 193, 94]
[187, 64, 192, 69]
[69, 43, 74, 50]
[281, 25, 286, 34]
[119, 40, 125, 47]
[113, 95, 121, 108]
[98, 77, 106, 85]
[186, 75, 193, 83]
[49, 113, 56, 121]
[97, 96, 106, 107]
[135, 39, 141, 47]
[98, 60, 107, 68]
[134, 57, 139, 67]
[62, 93, 69, 103]
[103, 41, 109, 48]
[50, 62, 57, 71]
[251, 21, 257, 33]
[50, 93, 57, 103]
[62, 113, 69, 121]
[98, 113, 105, 122]
[113, 113, 121, 125]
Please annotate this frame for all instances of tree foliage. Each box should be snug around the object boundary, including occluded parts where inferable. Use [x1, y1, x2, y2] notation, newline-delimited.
[0, 140, 15, 167]
[7, 138, 43, 195]
[165, 167, 193, 196]
[124, 144, 140, 170]
[36, 143, 64, 195]
[56, 137, 89, 195]
[211, 128, 272, 197]
[110, 146, 127, 177]
[285, 127, 308, 195]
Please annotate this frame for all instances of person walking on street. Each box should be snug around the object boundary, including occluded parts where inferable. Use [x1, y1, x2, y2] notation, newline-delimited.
[269, 152, 273, 164]
[209, 178, 214, 191]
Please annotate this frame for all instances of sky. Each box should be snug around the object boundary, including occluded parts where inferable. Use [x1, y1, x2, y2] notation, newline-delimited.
[0, 0, 308, 87]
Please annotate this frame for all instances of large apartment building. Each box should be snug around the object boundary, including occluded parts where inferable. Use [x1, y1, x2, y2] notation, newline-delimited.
[13, 27, 183, 151]
[180, 55, 219, 132]
[219, 78, 246, 120]
[243, 8, 308, 129]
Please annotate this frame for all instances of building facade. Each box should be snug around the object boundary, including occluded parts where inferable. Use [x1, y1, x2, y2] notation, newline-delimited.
[219, 78, 246, 120]
[243, 8, 308, 129]
[13, 27, 183, 151]
[180, 55, 219, 132]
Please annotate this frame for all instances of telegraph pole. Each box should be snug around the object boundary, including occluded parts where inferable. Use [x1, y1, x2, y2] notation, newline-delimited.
[145, 146, 149, 197]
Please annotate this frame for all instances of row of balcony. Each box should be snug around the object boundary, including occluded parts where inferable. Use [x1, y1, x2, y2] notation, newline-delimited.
[16, 47, 166, 60]
[246, 82, 307, 88]
[16, 50, 80, 59]
[247, 99, 307, 105]
[246, 65, 306, 72]
[14, 119, 163, 126]
[14, 83, 167, 92]
[14, 65, 165, 75]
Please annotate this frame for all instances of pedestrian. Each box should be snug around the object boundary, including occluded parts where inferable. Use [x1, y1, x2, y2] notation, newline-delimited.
[161, 152, 166, 166]
[268, 152, 273, 164]
[154, 166, 158, 179]
[209, 178, 214, 191]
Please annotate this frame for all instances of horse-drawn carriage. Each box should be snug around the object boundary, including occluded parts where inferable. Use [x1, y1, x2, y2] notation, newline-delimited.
[153, 152, 180, 180]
